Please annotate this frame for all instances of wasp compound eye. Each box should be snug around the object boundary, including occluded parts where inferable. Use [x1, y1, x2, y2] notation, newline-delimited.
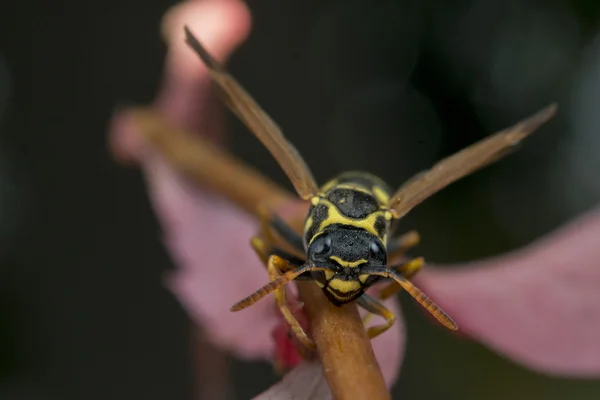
[312, 234, 332, 256]
[369, 239, 384, 259]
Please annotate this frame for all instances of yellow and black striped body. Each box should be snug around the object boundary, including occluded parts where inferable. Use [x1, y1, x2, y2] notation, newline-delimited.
[303, 171, 395, 305]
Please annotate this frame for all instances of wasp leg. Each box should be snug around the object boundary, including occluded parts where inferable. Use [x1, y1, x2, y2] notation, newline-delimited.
[250, 238, 314, 368]
[267, 254, 315, 349]
[251, 236, 306, 268]
[250, 236, 271, 266]
[357, 294, 396, 339]
[377, 257, 425, 301]
[270, 213, 305, 253]
[257, 204, 305, 256]
[257, 204, 279, 250]
[391, 254, 423, 282]
[251, 236, 309, 283]
[361, 257, 425, 327]
[386, 230, 420, 264]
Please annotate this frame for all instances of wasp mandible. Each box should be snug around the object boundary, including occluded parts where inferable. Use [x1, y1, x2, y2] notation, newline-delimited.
[183, 26, 556, 349]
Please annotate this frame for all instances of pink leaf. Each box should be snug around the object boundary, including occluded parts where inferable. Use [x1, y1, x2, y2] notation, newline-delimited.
[416, 206, 600, 377]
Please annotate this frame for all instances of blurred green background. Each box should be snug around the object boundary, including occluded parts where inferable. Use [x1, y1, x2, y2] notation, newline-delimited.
[1, 0, 600, 399]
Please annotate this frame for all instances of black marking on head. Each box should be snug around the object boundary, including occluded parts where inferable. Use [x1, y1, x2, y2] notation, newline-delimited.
[304, 203, 329, 247]
[326, 188, 379, 219]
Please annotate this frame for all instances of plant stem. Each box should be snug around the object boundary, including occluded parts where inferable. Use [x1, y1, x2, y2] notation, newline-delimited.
[130, 108, 391, 400]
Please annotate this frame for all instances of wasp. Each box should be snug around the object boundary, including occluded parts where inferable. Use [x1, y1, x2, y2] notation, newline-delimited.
[183, 26, 556, 349]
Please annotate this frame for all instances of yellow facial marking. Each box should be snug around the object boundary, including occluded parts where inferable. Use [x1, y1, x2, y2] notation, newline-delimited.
[310, 199, 386, 241]
[324, 270, 334, 280]
[359, 274, 370, 284]
[330, 256, 367, 268]
[328, 279, 361, 293]
[304, 216, 313, 234]
[372, 186, 390, 205]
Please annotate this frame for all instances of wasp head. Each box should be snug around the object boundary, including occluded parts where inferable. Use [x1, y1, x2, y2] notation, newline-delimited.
[306, 227, 387, 305]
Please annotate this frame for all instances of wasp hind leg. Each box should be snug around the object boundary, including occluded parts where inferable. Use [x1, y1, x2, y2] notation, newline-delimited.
[250, 236, 272, 266]
[357, 294, 396, 339]
[250, 236, 306, 268]
[257, 204, 305, 257]
[253, 204, 306, 269]
[265, 254, 315, 349]
[386, 230, 420, 268]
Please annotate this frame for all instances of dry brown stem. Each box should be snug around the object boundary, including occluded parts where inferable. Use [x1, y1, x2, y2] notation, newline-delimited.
[129, 108, 391, 400]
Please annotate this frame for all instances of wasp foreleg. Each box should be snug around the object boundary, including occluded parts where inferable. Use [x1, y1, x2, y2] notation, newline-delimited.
[267, 255, 315, 349]
[361, 257, 425, 327]
[357, 294, 396, 339]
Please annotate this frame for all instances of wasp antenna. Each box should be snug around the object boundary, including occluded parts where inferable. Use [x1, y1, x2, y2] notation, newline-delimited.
[365, 267, 458, 331]
[230, 265, 313, 312]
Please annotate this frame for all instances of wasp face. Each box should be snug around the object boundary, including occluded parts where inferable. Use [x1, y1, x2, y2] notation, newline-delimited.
[307, 227, 387, 305]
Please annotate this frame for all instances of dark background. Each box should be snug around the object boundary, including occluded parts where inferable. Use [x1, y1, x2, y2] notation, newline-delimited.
[2, 0, 600, 399]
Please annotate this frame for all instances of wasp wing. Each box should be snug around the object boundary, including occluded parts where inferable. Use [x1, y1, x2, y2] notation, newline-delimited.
[387, 104, 557, 219]
[184, 27, 319, 200]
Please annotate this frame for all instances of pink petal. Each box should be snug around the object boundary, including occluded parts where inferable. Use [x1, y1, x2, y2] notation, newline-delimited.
[108, 0, 273, 359]
[155, 0, 252, 135]
[148, 156, 280, 359]
[108, 0, 252, 164]
[254, 362, 331, 400]
[417, 206, 600, 377]
[108, 0, 405, 383]
[272, 321, 306, 372]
